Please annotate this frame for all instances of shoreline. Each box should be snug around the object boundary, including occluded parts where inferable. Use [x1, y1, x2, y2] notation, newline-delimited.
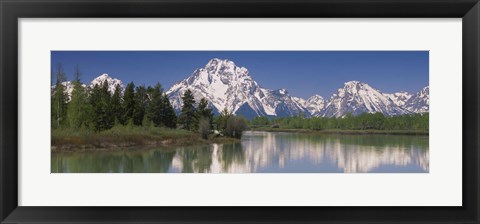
[51, 127, 240, 152]
[52, 127, 427, 152]
[247, 127, 429, 135]
[52, 136, 240, 152]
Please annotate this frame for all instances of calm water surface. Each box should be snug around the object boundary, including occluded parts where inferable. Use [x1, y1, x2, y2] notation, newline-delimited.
[52, 131, 429, 173]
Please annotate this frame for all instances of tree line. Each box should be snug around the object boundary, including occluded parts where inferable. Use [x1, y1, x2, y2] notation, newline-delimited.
[51, 65, 177, 131]
[251, 112, 429, 131]
[51, 64, 247, 139]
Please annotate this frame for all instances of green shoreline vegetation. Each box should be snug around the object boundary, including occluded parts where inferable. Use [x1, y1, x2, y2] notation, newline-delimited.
[248, 127, 428, 135]
[51, 126, 240, 152]
[249, 112, 428, 135]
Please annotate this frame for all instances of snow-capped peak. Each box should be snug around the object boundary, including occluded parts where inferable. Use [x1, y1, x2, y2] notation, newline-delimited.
[206, 58, 232, 69]
[205, 58, 225, 69]
[303, 94, 325, 116]
[344, 80, 361, 86]
[91, 73, 110, 86]
[385, 91, 412, 107]
[419, 86, 429, 98]
[97, 73, 109, 80]
[307, 94, 324, 103]
[90, 73, 124, 93]
[340, 81, 377, 96]
[274, 88, 288, 95]
[404, 86, 429, 113]
[166, 58, 306, 118]
[203, 58, 249, 78]
[322, 81, 409, 117]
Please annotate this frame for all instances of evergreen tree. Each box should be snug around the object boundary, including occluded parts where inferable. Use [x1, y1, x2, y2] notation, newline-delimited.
[122, 82, 135, 124]
[101, 80, 114, 129]
[133, 85, 148, 126]
[111, 84, 123, 125]
[73, 64, 81, 82]
[90, 80, 114, 131]
[196, 98, 214, 129]
[51, 63, 68, 129]
[178, 89, 197, 131]
[161, 94, 177, 128]
[66, 69, 91, 129]
[217, 107, 232, 132]
[146, 83, 163, 126]
[89, 84, 102, 130]
[198, 117, 211, 140]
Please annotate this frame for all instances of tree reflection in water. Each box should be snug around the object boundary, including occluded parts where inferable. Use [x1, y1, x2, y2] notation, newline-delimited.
[52, 131, 429, 173]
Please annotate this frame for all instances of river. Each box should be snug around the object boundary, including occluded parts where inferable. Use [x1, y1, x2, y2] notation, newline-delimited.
[52, 131, 429, 173]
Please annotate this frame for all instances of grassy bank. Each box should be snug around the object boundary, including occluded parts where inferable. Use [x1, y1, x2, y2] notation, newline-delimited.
[52, 125, 239, 152]
[248, 126, 428, 135]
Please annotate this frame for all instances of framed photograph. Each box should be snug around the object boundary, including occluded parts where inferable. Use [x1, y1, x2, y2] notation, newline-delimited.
[1, 0, 479, 223]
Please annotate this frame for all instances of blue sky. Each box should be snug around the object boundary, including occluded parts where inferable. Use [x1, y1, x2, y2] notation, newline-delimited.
[51, 51, 428, 98]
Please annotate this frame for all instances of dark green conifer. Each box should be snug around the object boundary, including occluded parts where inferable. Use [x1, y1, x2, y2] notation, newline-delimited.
[178, 89, 197, 131]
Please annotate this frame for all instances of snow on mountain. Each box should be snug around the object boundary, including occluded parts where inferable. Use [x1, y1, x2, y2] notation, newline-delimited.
[305, 95, 325, 116]
[90, 73, 124, 94]
[51, 81, 86, 101]
[262, 88, 308, 117]
[384, 91, 412, 107]
[291, 96, 307, 108]
[51, 81, 69, 101]
[404, 86, 429, 113]
[293, 95, 325, 116]
[321, 81, 410, 118]
[166, 58, 307, 118]
[51, 74, 124, 102]
[165, 60, 426, 119]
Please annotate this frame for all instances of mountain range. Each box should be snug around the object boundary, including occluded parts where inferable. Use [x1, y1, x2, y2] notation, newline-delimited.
[52, 58, 429, 119]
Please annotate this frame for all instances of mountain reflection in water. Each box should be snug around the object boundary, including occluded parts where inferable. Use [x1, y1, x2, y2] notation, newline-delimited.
[52, 131, 429, 173]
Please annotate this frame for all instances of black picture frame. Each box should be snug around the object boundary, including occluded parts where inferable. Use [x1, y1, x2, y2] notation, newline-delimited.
[1, 0, 479, 223]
